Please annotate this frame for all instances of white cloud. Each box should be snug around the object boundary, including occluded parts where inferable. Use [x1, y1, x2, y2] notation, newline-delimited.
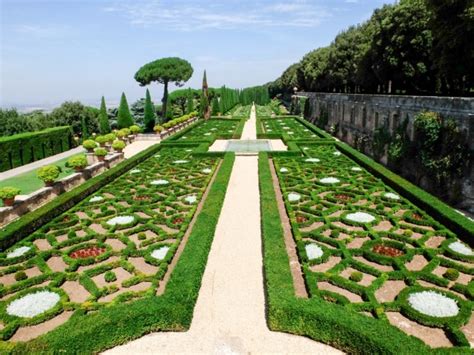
[14, 24, 72, 38]
[103, 0, 332, 30]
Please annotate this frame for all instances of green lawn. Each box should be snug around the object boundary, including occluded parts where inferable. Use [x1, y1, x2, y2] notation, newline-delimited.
[0, 156, 76, 206]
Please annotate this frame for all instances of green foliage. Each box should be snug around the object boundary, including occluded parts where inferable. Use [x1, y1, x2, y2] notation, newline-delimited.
[14, 271, 27, 281]
[153, 125, 164, 133]
[0, 186, 21, 199]
[37, 165, 61, 184]
[211, 97, 220, 115]
[0, 108, 53, 137]
[239, 86, 270, 106]
[50, 101, 99, 136]
[67, 155, 88, 169]
[94, 148, 108, 157]
[82, 139, 97, 150]
[104, 271, 117, 283]
[95, 135, 108, 145]
[129, 125, 141, 134]
[111, 140, 125, 151]
[99, 96, 111, 134]
[444, 268, 460, 281]
[117, 93, 134, 129]
[104, 133, 116, 143]
[143, 89, 156, 132]
[186, 88, 194, 114]
[349, 271, 363, 282]
[81, 116, 88, 139]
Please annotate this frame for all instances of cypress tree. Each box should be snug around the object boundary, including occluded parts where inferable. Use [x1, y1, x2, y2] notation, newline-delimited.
[201, 70, 210, 119]
[117, 92, 134, 128]
[211, 96, 219, 115]
[81, 116, 88, 139]
[98, 96, 110, 134]
[187, 88, 194, 113]
[144, 89, 156, 132]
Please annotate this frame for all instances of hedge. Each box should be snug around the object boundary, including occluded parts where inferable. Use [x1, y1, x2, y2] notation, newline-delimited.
[0, 127, 75, 172]
[258, 152, 433, 354]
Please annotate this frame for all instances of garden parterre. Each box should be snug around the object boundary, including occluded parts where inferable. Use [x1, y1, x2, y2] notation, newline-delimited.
[175, 119, 240, 141]
[0, 146, 219, 342]
[273, 144, 474, 348]
[261, 117, 320, 139]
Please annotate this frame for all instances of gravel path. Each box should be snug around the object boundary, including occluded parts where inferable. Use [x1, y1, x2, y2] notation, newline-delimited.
[240, 104, 257, 139]
[123, 140, 159, 159]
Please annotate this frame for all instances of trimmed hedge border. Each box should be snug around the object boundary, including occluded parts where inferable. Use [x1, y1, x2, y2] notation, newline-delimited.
[1, 152, 235, 353]
[259, 152, 433, 354]
[0, 127, 75, 172]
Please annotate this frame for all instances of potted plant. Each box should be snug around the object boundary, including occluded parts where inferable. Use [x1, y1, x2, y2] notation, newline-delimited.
[67, 155, 88, 172]
[154, 125, 163, 135]
[95, 135, 108, 147]
[105, 133, 116, 144]
[37, 165, 61, 186]
[112, 140, 126, 153]
[94, 147, 108, 161]
[129, 125, 141, 137]
[116, 129, 127, 141]
[82, 139, 97, 153]
[0, 186, 21, 207]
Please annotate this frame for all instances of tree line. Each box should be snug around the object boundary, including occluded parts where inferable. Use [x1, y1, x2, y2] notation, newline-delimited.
[269, 0, 473, 97]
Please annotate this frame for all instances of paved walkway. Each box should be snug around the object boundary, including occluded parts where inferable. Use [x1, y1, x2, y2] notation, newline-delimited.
[105, 105, 341, 354]
[0, 146, 85, 181]
[123, 140, 159, 159]
[241, 104, 257, 140]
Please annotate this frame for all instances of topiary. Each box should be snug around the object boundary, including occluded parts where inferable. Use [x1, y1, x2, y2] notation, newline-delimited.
[104, 133, 116, 143]
[112, 140, 126, 151]
[153, 125, 163, 133]
[104, 271, 117, 283]
[37, 165, 61, 185]
[14, 271, 27, 281]
[94, 148, 108, 157]
[349, 271, 363, 282]
[67, 155, 88, 170]
[0, 186, 21, 200]
[129, 125, 141, 134]
[82, 139, 97, 151]
[443, 268, 460, 281]
[95, 135, 108, 146]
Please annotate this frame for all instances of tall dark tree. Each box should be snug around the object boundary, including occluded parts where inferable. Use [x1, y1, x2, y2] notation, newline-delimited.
[187, 88, 194, 113]
[200, 70, 211, 119]
[211, 96, 220, 115]
[117, 92, 134, 128]
[98, 96, 111, 134]
[134, 57, 193, 122]
[144, 89, 156, 132]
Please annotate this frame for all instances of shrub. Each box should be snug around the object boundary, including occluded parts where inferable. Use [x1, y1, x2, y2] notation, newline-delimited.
[14, 271, 27, 281]
[117, 92, 134, 129]
[67, 155, 88, 170]
[112, 140, 126, 151]
[82, 139, 97, 151]
[37, 165, 61, 184]
[444, 268, 459, 281]
[129, 125, 141, 134]
[94, 148, 108, 157]
[138, 232, 146, 240]
[104, 133, 116, 143]
[116, 129, 127, 139]
[95, 135, 108, 145]
[349, 271, 363, 282]
[0, 186, 21, 199]
[153, 125, 164, 133]
[104, 271, 117, 283]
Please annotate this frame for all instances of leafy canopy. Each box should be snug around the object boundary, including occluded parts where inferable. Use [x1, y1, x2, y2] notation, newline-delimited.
[134, 57, 193, 86]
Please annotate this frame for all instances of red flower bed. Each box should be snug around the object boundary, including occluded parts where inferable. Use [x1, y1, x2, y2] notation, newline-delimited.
[296, 216, 308, 223]
[173, 217, 184, 225]
[372, 244, 404, 257]
[70, 246, 106, 259]
[335, 194, 351, 201]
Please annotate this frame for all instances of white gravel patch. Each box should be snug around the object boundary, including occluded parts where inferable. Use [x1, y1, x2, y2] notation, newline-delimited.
[107, 215, 134, 226]
[184, 195, 197, 204]
[305, 158, 320, 163]
[6, 246, 31, 259]
[448, 241, 474, 256]
[150, 179, 169, 185]
[408, 291, 459, 317]
[130, 169, 141, 174]
[288, 193, 301, 202]
[351, 167, 362, 172]
[7, 291, 60, 318]
[280, 168, 288, 173]
[89, 196, 104, 203]
[151, 246, 170, 260]
[384, 192, 400, 200]
[173, 160, 189, 164]
[202, 168, 212, 174]
[320, 177, 340, 184]
[346, 212, 375, 223]
[306, 244, 323, 260]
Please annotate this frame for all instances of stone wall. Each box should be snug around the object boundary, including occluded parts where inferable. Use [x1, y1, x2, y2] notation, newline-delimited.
[300, 92, 474, 213]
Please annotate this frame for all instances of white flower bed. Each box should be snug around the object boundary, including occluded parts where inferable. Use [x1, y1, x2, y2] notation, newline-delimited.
[280, 167, 288, 173]
[384, 192, 400, 200]
[346, 212, 375, 223]
[150, 179, 169, 185]
[303, 147, 309, 150]
[130, 169, 141, 174]
[351, 167, 362, 172]
[306, 244, 323, 260]
[408, 291, 459, 317]
[288, 192, 301, 202]
[283, 127, 290, 130]
[89, 196, 104, 203]
[305, 158, 320, 163]
[202, 168, 212, 174]
[333, 151, 341, 156]
[320, 177, 340, 184]
[173, 160, 189, 164]
[448, 241, 474, 256]
[107, 215, 134, 226]
[184, 195, 197, 204]
[204, 133, 211, 136]
[186, 149, 193, 152]
[151, 246, 170, 260]
[7, 291, 60, 318]
[211, 128, 217, 131]
[7, 246, 31, 259]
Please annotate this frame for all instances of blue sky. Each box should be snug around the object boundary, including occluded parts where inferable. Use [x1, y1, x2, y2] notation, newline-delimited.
[0, 0, 391, 110]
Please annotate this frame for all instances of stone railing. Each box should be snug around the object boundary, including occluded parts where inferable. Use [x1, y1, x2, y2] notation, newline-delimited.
[0, 152, 123, 227]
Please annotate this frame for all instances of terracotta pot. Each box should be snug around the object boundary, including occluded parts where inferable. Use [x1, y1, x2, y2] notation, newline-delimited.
[74, 167, 83, 172]
[97, 156, 105, 162]
[114, 148, 123, 153]
[45, 181, 55, 187]
[3, 197, 15, 206]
